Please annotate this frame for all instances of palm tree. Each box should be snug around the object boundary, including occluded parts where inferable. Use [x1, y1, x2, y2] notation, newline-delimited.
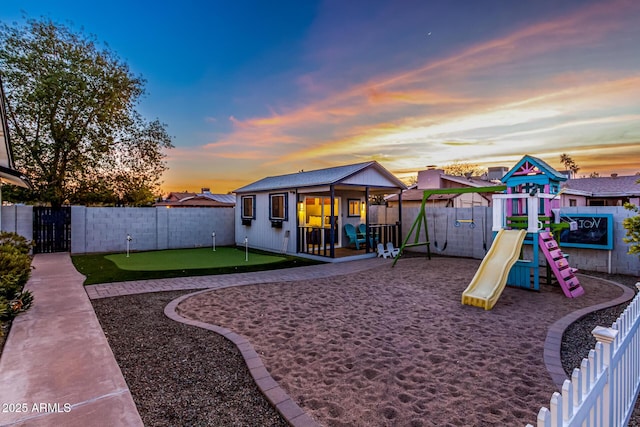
[560, 154, 580, 178]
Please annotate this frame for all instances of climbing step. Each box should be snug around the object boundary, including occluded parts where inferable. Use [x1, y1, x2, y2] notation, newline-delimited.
[538, 231, 585, 298]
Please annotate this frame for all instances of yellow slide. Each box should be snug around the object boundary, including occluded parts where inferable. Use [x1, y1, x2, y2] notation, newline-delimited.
[461, 229, 527, 310]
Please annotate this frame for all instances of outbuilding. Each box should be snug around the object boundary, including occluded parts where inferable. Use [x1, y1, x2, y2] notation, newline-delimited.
[234, 161, 406, 261]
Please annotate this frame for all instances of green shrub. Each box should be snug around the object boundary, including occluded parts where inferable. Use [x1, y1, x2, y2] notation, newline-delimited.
[623, 203, 640, 256]
[0, 290, 33, 321]
[0, 232, 34, 255]
[0, 244, 32, 296]
[0, 232, 34, 319]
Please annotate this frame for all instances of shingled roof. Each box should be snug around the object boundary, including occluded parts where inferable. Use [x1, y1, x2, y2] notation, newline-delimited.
[234, 161, 406, 193]
[156, 191, 236, 207]
[563, 175, 640, 196]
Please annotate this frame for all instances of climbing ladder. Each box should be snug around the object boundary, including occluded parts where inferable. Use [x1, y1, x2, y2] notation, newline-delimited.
[538, 231, 585, 298]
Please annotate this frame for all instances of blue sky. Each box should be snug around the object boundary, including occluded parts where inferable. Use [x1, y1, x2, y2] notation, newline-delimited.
[2, 0, 639, 193]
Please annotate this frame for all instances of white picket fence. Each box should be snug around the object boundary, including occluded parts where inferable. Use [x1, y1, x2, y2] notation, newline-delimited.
[527, 283, 640, 427]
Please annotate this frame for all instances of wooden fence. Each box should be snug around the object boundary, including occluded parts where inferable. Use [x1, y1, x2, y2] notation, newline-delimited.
[527, 283, 640, 426]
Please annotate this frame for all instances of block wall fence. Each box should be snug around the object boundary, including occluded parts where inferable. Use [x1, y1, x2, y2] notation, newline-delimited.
[2, 204, 639, 275]
[70, 206, 235, 254]
[0, 205, 33, 241]
[371, 205, 640, 277]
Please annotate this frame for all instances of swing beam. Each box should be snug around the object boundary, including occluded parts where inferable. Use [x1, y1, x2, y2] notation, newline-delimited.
[392, 185, 507, 266]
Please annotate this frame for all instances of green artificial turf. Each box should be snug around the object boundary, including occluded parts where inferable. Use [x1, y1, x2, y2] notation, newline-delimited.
[106, 247, 284, 271]
[72, 246, 322, 285]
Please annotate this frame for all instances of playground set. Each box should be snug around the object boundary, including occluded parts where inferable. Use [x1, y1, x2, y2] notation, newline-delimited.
[396, 155, 585, 310]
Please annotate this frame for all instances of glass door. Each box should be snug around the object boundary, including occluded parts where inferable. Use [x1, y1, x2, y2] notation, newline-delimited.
[304, 196, 341, 247]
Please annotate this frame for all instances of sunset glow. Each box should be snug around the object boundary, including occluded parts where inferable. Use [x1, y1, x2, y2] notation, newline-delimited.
[2, 0, 639, 193]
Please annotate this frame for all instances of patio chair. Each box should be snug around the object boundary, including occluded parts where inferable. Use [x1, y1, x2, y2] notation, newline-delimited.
[358, 224, 375, 248]
[344, 224, 366, 249]
[377, 243, 391, 258]
[386, 242, 400, 257]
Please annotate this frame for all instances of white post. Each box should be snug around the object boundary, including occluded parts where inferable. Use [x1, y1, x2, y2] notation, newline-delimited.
[212, 231, 216, 251]
[592, 325, 619, 427]
[527, 194, 539, 232]
[244, 236, 248, 262]
[126, 234, 132, 257]
[492, 197, 503, 231]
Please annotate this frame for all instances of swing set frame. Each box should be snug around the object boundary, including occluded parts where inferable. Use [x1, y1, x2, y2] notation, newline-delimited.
[391, 185, 507, 266]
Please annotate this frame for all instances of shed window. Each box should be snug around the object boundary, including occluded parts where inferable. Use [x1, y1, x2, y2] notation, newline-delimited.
[270, 193, 288, 221]
[348, 199, 361, 217]
[241, 196, 255, 219]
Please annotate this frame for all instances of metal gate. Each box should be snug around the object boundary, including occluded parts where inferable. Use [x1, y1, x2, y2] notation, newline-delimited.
[33, 207, 71, 253]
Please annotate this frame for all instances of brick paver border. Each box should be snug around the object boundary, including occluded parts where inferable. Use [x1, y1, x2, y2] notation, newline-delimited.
[86, 257, 636, 422]
[165, 292, 320, 427]
[85, 257, 384, 300]
[542, 274, 636, 390]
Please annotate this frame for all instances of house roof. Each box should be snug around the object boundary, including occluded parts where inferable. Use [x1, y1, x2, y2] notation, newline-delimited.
[165, 191, 197, 201]
[234, 161, 407, 193]
[439, 174, 502, 188]
[386, 189, 457, 202]
[388, 170, 503, 202]
[156, 192, 236, 207]
[0, 77, 29, 188]
[562, 175, 640, 197]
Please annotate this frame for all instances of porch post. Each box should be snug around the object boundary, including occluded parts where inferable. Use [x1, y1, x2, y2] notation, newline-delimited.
[398, 190, 403, 247]
[365, 186, 370, 253]
[330, 185, 335, 258]
[295, 190, 300, 254]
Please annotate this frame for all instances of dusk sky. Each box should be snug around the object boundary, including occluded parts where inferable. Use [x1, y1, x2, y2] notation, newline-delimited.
[2, 0, 640, 194]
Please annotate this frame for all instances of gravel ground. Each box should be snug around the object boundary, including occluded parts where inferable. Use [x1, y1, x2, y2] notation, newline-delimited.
[560, 271, 640, 426]
[92, 271, 639, 426]
[92, 291, 287, 427]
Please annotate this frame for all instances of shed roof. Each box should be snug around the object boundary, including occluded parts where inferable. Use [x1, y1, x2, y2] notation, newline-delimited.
[234, 161, 406, 193]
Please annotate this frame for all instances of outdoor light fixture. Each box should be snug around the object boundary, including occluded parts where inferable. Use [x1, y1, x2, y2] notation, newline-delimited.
[212, 231, 216, 251]
[126, 234, 132, 257]
[244, 236, 248, 262]
[297, 201, 306, 224]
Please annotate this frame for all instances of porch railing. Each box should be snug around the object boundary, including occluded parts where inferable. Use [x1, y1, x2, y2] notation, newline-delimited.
[297, 222, 400, 257]
[297, 226, 334, 257]
[368, 223, 400, 249]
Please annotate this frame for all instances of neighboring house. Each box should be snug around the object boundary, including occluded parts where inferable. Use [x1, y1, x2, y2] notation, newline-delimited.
[155, 188, 236, 208]
[386, 167, 505, 208]
[0, 77, 29, 190]
[561, 175, 640, 207]
[233, 161, 406, 261]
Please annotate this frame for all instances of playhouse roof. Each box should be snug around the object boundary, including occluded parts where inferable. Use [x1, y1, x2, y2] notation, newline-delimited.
[234, 161, 407, 193]
[501, 155, 567, 184]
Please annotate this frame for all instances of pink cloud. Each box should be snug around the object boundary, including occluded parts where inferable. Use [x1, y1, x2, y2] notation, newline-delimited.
[173, 0, 639, 192]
